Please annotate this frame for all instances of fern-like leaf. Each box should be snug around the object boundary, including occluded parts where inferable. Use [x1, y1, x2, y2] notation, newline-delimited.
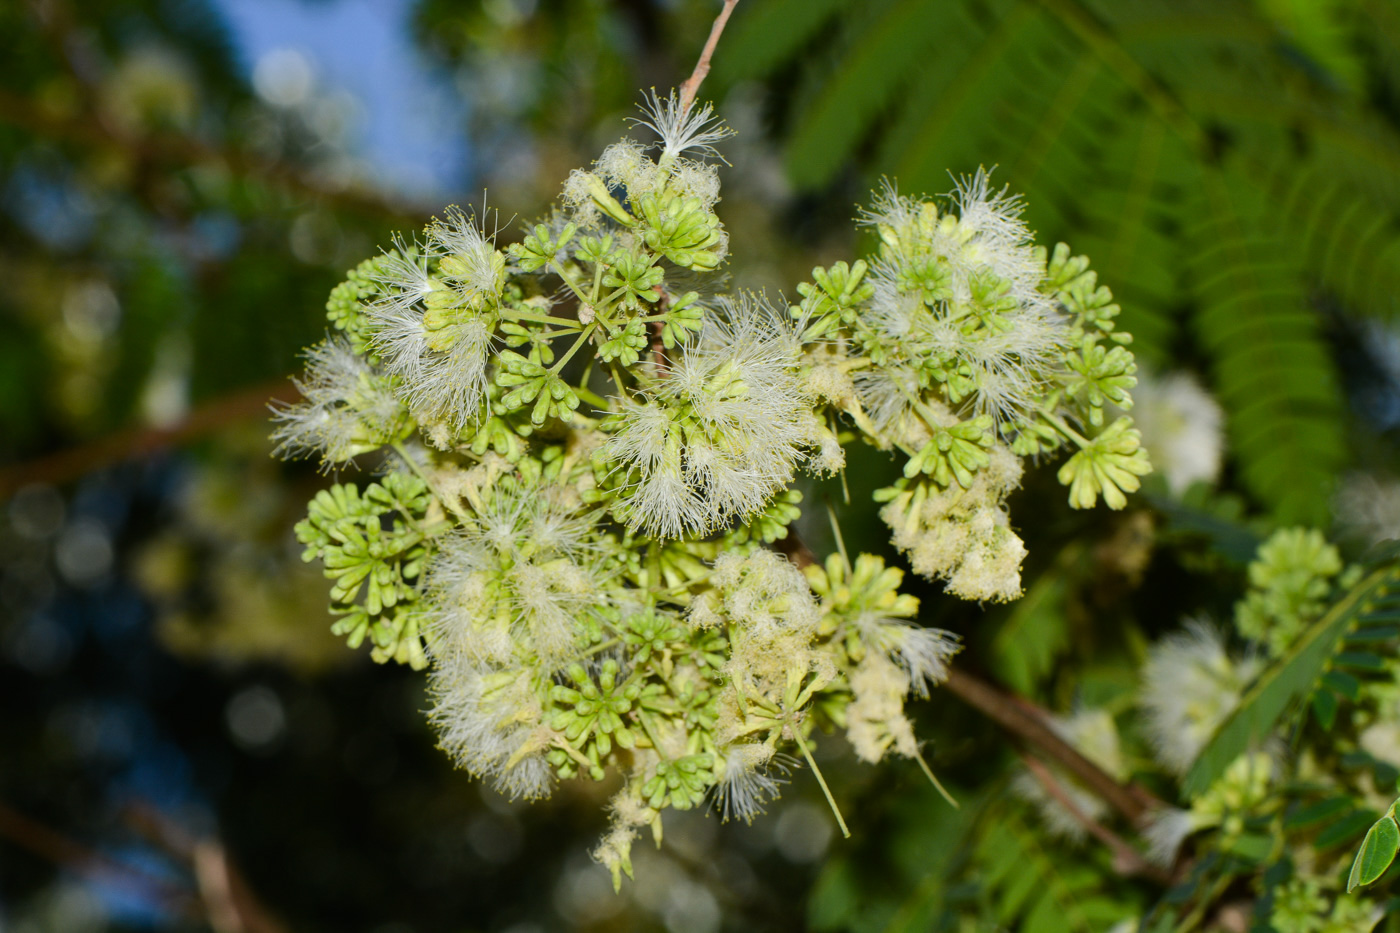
[721, 0, 1400, 521]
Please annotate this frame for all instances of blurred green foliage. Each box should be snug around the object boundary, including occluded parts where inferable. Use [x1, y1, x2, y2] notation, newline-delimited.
[716, 0, 1400, 526]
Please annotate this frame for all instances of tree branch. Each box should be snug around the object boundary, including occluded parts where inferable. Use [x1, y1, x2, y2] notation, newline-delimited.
[0, 801, 197, 914]
[0, 379, 297, 499]
[125, 803, 287, 933]
[943, 667, 1163, 825]
[677, 0, 741, 114]
[1018, 752, 1169, 883]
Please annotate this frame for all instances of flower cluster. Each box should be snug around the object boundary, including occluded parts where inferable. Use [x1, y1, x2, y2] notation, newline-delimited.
[1235, 526, 1346, 656]
[274, 91, 1147, 885]
[790, 174, 1151, 600]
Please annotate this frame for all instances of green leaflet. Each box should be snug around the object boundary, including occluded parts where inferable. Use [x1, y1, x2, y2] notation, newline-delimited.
[1186, 165, 1345, 526]
[1348, 801, 1400, 893]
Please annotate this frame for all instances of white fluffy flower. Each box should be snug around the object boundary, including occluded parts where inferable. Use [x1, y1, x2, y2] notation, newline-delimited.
[605, 295, 816, 537]
[1125, 370, 1223, 495]
[366, 228, 498, 431]
[705, 548, 824, 704]
[270, 337, 402, 464]
[854, 365, 928, 445]
[425, 206, 504, 299]
[880, 446, 1027, 602]
[428, 656, 554, 800]
[847, 652, 919, 763]
[596, 139, 663, 198]
[1143, 807, 1200, 867]
[1334, 472, 1400, 546]
[426, 484, 600, 667]
[631, 89, 735, 161]
[885, 624, 961, 698]
[712, 744, 790, 822]
[950, 170, 1046, 295]
[1139, 621, 1263, 776]
[858, 172, 1072, 429]
[706, 549, 819, 638]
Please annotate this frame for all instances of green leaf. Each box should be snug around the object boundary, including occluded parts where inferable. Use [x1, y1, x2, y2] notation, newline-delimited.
[1314, 809, 1380, 850]
[1284, 796, 1354, 830]
[1320, 670, 1361, 700]
[738, 0, 1387, 522]
[1345, 624, 1400, 644]
[712, 0, 845, 82]
[1347, 815, 1399, 892]
[1333, 651, 1387, 671]
[1187, 166, 1346, 526]
[1183, 560, 1400, 796]
[780, 0, 952, 189]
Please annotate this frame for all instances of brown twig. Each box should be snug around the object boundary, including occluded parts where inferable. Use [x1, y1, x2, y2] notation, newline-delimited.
[1018, 752, 1170, 883]
[943, 668, 1163, 825]
[0, 379, 297, 499]
[677, 0, 741, 115]
[0, 801, 197, 914]
[125, 803, 287, 933]
[774, 530, 818, 569]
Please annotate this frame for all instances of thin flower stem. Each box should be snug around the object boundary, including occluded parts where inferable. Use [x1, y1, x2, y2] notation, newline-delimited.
[792, 728, 851, 839]
[391, 440, 434, 488]
[635, 709, 670, 756]
[392, 440, 471, 522]
[1040, 409, 1091, 448]
[607, 362, 633, 400]
[550, 323, 598, 374]
[913, 748, 960, 810]
[842, 400, 884, 443]
[548, 260, 594, 307]
[553, 739, 596, 773]
[893, 379, 940, 430]
[575, 385, 610, 409]
[1173, 873, 1233, 933]
[581, 637, 621, 658]
[647, 542, 664, 590]
[825, 501, 851, 572]
[506, 308, 583, 329]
